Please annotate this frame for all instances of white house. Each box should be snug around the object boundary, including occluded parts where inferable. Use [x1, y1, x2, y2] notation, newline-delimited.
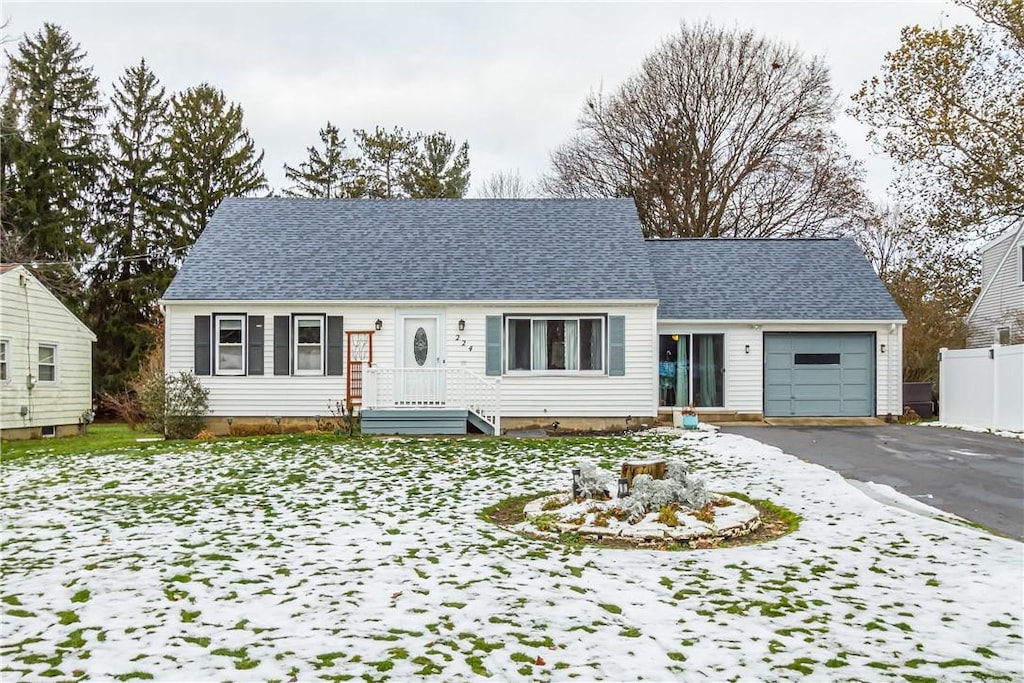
[965, 224, 1024, 347]
[0, 265, 97, 439]
[160, 198, 905, 434]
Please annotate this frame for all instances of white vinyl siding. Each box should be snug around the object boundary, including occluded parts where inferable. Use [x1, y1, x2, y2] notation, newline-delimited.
[163, 302, 657, 419]
[967, 229, 1024, 348]
[0, 268, 95, 431]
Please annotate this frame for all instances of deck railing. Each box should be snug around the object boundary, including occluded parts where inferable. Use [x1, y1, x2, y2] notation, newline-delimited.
[363, 367, 501, 433]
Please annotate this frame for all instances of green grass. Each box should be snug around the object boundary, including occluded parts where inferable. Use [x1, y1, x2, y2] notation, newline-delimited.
[1, 423, 164, 462]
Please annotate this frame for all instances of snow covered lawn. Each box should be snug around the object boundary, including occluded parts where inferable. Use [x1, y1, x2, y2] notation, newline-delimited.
[3, 431, 1022, 681]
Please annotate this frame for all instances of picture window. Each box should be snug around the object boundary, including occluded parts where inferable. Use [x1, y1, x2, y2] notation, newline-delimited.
[506, 316, 604, 372]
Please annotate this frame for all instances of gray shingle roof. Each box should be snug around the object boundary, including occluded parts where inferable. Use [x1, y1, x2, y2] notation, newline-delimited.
[162, 198, 659, 302]
[646, 238, 905, 321]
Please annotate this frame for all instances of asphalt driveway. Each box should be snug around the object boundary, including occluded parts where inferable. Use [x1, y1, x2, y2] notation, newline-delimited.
[722, 424, 1024, 540]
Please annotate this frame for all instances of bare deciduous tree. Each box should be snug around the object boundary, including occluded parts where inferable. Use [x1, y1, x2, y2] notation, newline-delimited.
[476, 169, 535, 198]
[543, 21, 870, 238]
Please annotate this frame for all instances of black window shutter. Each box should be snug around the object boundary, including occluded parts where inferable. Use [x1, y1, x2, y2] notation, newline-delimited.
[485, 316, 502, 376]
[608, 315, 626, 376]
[273, 315, 290, 375]
[248, 316, 264, 375]
[327, 316, 344, 376]
[194, 315, 211, 375]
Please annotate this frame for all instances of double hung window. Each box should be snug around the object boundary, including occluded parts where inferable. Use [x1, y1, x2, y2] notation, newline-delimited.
[1, 339, 9, 382]
[215, 315, 245, 375]
[38, 344, 57, 382]
[506, 316, 604, 372]
[294, 316, 325, 375]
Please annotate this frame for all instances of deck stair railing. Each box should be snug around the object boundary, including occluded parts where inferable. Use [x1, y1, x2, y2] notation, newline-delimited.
[363, 367, 501, 433]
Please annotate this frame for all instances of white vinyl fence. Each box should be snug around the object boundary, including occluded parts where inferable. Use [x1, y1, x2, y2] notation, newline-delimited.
[938, 345, 1024, 432]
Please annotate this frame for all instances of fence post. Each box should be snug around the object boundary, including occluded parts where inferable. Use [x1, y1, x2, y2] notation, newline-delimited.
[937, 348, 947, 421]
[991, 345, 1000, 429]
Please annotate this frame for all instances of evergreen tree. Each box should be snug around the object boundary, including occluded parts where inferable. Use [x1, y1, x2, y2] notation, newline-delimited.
[282, 121, 361, 198]
[353, 126, 419, 198]
[403, 132, 470, 198]
[87, 59, 175, 395]
[1, 23, 105, 303]
[163, 84, 267, 248]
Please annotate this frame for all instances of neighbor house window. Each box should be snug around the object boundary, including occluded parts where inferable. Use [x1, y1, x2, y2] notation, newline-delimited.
[997, 326, 1011, 345]
[506, 316, 604, 372]
[38, 344, 56, 382]
[0, 339, 9, 382]
[294, 316, 325, 375]
[215, 315, 245, 375]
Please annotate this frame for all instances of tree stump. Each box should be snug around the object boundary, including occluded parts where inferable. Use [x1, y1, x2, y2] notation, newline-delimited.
[621, 459, 667, 487]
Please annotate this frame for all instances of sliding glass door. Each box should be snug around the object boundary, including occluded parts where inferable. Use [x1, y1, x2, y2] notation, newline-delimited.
[659, 333, 724, 408]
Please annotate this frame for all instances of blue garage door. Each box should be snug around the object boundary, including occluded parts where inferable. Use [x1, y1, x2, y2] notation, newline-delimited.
[764, 333, 875, 417]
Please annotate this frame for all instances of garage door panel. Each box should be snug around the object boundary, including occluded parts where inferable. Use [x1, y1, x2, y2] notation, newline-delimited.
[765, 368, 794, 385]
[764, 333, 875, 417]
[794, 384, 849, 400]
[792, 399, 842, 415]
[841, 369, 870, 385]
[840, 353, 870, 370]
[792, 367, 842, 384]
[792, 337, 842, 353]
[840, 399, 871, 413]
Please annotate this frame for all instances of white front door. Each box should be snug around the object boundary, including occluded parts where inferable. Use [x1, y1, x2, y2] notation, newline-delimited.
[398, 314, 444, 405]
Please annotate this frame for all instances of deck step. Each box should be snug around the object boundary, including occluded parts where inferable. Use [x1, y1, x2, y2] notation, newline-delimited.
[466, 410, 495, 436]
[361, 409, 469, 435]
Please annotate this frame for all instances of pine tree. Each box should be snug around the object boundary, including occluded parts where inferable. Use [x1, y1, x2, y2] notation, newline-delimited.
[403, 132, 470, 198]
[87, 59, 175, 395]
[1, 23, 105, 303]
[353, 126, 419, 198]
[282, 121, 361, 198]
[163, 84, 267, 248]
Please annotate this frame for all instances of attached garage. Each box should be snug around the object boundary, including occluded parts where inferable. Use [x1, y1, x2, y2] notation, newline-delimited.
[764, 333, 875, 417]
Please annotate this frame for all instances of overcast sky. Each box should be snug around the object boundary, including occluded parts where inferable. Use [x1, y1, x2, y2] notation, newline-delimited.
[4, 1, 976, 201]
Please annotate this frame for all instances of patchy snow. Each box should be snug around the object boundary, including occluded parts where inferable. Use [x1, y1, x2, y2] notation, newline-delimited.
[2, 430, 1022, 681]
[921, 421, 1024, 440]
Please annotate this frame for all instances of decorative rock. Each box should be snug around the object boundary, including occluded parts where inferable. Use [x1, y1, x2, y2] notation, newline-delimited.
[521, 492, 762, 545]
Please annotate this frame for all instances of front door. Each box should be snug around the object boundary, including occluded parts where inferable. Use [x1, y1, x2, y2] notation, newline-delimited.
[398, 314, 444, 405]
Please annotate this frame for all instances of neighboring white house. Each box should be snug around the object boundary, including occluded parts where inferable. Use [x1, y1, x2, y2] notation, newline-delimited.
[160, 198, 905, 434]
[965, 224, 1024, 347]
[0, 265, 97, 439]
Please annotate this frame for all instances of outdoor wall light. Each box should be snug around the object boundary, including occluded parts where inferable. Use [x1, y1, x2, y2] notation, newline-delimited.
[458, 319, 466, 332]
[375, 319, 383, 331]
[880, 344, 887, 354]
[744, 344, 750, 354]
